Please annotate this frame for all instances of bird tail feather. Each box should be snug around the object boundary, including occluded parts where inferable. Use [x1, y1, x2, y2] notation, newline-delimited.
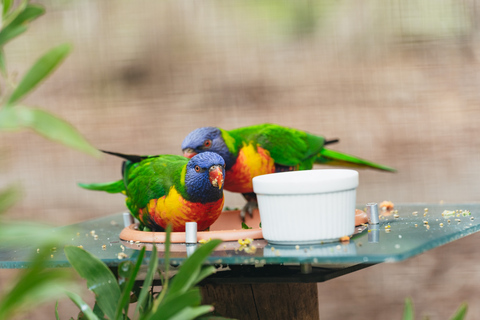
[78, 180, 125, 194]
[317, 149, 396, 172]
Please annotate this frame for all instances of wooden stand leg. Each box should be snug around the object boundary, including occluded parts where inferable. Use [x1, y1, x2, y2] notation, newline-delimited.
[201, 283, 319, 320]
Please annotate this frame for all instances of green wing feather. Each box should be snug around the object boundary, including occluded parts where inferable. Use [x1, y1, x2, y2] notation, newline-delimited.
[78, 154, 190, 222]
[318, 149, 396, 172]
[229, 123, 324, 167]
[229, 123, 395, 172]
[124, 155, 188, 210]
[78, 180, 125, 194]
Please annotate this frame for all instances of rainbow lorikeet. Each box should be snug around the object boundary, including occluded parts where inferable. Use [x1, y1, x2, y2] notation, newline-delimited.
[181, 123, 395, 219]
[79, 151, 225, 232]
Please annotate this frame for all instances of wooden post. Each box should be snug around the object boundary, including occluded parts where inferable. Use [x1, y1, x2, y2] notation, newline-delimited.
[201, 283, 320, 320]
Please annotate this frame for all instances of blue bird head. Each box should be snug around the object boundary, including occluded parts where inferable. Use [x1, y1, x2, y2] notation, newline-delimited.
[185, 151, 226, 203]
[182, 127, 235, 169]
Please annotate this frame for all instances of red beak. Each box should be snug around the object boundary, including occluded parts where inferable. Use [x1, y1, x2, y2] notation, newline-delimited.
[183, 148, 197, 159]
[209, 165, 224, 189]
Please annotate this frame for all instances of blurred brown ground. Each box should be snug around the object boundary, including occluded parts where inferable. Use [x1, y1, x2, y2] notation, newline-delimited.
[2, 0, 480, 319]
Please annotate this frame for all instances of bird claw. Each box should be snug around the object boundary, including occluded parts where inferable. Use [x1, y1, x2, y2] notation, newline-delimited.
[240, 201, 258, 222]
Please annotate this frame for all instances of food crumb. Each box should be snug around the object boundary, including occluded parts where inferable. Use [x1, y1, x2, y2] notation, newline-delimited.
[199, 239, 211, 244]
[412, 211, 418, 216]
[90, 230, 96, 236]
[102, 245, 106, 250]
[295, 245, 300, 250]
[440, 223, 444, 227]
[415, 224, 418, 227]
[94, 235, 99, 240]
[380, 201, 394, 211]
[120, 245, 125, 252]
[275, 250, 281, 256]
[394, 213, 400, 219]
[36, 248, 40, 253]
[271, 246, 275, 251]
[339, 235, 350, 242]
[77, 245, 83, 249]
[117, 252, 128, 259]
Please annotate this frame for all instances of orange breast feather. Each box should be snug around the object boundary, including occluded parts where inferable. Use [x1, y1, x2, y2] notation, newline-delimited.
[140, 187, 224, 232]
[224, 144, 275, 194]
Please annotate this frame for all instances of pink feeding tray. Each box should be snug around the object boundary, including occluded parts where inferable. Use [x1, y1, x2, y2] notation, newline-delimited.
[119, 209, 263, 244]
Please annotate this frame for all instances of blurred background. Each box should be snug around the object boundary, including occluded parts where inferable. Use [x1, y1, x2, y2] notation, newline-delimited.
[1, 0, 480, 318]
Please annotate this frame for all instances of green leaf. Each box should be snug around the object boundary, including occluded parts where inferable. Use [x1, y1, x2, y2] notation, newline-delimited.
[115, 247, 145, 320]
[402, 298, 414, 320]
[0, 185, 21, 215]
[2, 0, 27, 27]
[7, 43, 71, 105]
[0, 4, 45, 47]
[92, 303, 105, 319]
[0, 243, 75, 319]
[55, 301, 60, 320]
[168, 306, 214, 320]
[66, 292, 100, 320]
[449, 303, 468, 320]
[241, 222, 252, 229]
[134, 245, 158, 317]
[145, 288, 204, 320]
[0, 25, 27, 47]
[2, 0, 13, 16]
[0, 48, 8, 76]
[167, 239, 221, 296]
[64, 246, 122, 320]
[194, 265, 217, 285]
[0, 106, 101, 157]
[153, 225, 172, 308]
[7, 4, 45, 29]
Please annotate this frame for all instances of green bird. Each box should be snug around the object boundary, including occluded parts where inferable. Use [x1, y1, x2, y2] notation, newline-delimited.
[79, 151, 226, 232]
[181, 123, 395, 219]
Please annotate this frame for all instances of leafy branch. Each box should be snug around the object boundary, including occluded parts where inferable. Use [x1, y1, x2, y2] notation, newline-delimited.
[64, 225, 228, 320]
[0, 0, 100, 157]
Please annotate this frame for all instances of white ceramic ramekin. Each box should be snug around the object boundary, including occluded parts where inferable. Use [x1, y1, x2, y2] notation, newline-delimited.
[252, 169, 359, 245]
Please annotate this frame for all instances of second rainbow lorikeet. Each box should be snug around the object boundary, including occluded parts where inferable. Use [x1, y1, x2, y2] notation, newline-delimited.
[181, 123, 395, 219]
[79, 151, 225, 232]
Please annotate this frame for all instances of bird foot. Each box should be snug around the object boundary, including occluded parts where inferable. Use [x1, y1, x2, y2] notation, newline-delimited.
[240, 201, 258, 222]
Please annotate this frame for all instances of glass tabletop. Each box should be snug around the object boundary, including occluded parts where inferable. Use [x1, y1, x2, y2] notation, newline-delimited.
[1, 203, 480, 269]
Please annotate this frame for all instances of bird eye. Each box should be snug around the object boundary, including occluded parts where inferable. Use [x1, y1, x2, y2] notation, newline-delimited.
[195, 165, 200, 172]
[203, 140, 212, 148]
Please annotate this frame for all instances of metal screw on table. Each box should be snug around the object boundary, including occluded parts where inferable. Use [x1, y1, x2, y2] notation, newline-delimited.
[185, 222, 198, 256]
[185, 222, 198, 244]
[366, 203, 379, 225]
[123, 212, 134, 228]
[368, 224, 380, 243]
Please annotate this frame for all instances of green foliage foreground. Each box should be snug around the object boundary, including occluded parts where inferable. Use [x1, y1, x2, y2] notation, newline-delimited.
[63, 226, 228, 320]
